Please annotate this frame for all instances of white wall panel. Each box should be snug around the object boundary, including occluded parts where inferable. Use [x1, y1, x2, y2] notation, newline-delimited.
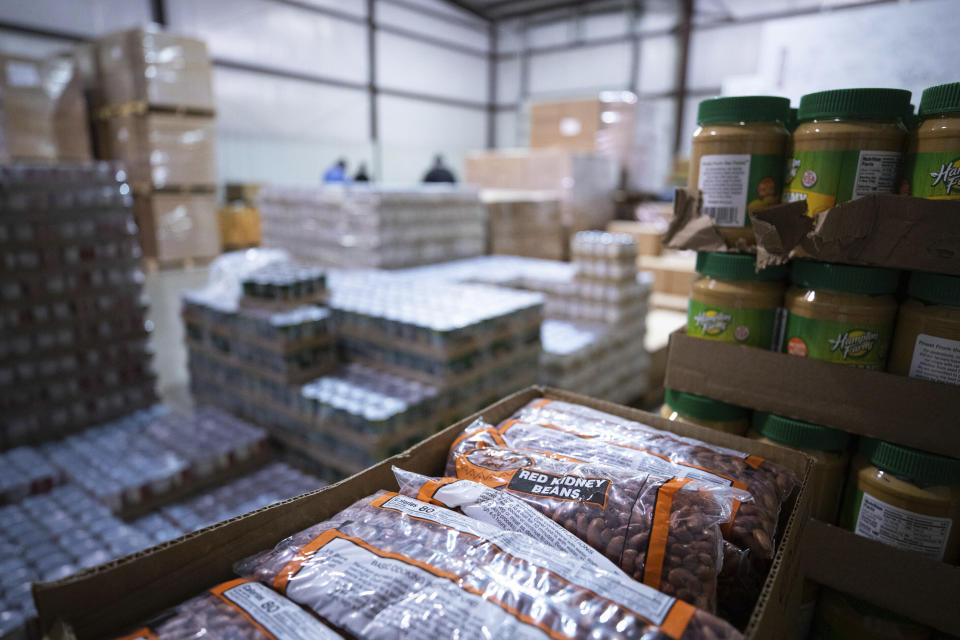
[496, 58, 520, 106]
[377, 32, 487, 103]
[497, 22, 523, 54]
[0, 30, 74, 57]
[377, 3, 488, 51]
[217, 134, 373, 185]
[167, 0, 367, 84]
[296, 0, 366, 17]
[378, 95, 485, 183]
[528, 22, 569, 49]
[639, 0, 679, 33]
[688, 23, 762, 90]
[584, 12, 627, 40]
[529, 42, 631, 95]
[637, 35, 677, 94]
[0, 0, 150, 37]
[494, 109, 519, 149]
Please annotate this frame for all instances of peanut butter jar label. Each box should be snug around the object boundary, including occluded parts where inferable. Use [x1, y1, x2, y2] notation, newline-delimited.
[687, 299, 777, 348]
[697, 153, 783, 227]
[905, 151, 960, 199]
[784, 149, 902, 216]
[782, 313, 891, 369]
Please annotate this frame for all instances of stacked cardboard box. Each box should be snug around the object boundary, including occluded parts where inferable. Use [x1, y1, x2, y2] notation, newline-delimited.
[0, 163, 156, 447]
[529, 92, 637, 163]
[465, 148, 618, 233]
[90, 28, 219, 264]
[481, 189, 566, 260]
[258, 185, 486, 269]
[0, 55, 92, 163]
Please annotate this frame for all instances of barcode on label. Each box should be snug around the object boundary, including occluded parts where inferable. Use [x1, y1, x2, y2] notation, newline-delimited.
[703, 206, 740, 225]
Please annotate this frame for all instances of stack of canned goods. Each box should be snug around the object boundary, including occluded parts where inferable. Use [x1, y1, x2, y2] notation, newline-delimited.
[258, 185, 487, 269]
[0, 163, 155, 447]
[239, 262, 327, 310]
[0, 448, 66, 506]
[38, 406, 268, 513]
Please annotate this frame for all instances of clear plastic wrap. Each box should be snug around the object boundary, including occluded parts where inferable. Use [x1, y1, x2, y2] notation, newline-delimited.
[115, 578, 341, 639]
[455, 398, 799, 623]
[237, 491, 744, 640]
[427, 430, 747, 612]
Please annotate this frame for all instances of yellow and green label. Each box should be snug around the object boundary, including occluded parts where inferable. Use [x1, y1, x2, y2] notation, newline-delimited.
[783, 149, 903, 217]
[782, 313, 892, 369]
[905, 151, 960, 199]
[687, 300, 777, 348]
[698, 153, 784, 228]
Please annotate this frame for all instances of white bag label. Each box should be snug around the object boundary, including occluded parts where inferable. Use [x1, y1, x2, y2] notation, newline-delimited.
[851, 150, 901, 199]
[909, 333, 960, 385]
[698, 154, 750, 227]
[220, 580, 341, 640]
[854, 491, 952, 561]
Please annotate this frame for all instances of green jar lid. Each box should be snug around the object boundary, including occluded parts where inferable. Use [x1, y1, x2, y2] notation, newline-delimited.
[696, 252, 787, 282]
[798, 88, 911, 122]
[664, 388, 749, 422]
[860, 438, 960, 485]
[791, 260, 900, 295]
[753, 412, 851, 452]
[697, 96, 791, 126]
[919, 82, 960, 117]
[908, 271, 960, 307]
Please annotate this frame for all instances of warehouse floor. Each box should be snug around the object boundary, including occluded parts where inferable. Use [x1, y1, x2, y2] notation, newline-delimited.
[144, 266, 210, 412]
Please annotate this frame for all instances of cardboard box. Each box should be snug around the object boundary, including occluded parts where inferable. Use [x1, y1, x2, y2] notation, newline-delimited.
[98, 113, 216, 189]
[134, 192, 221, 262]
[637, 252, 697, 296]
[667, 190, 960, 276]
[482, 189, 566, 260]
[530, 94, 636, 162]
[466, 148, 618, 232]
[607, 220, 665, 256]
[94, 28, 214, 111]
[225, 182, 261, 205]
[47, 56, 93, 163]
[664, 330, 960, 458]
[0, 55, 56, 162]
[33, 386, 814, 640]
[218, 204, 261, 249]
[798, 520, 960, 635]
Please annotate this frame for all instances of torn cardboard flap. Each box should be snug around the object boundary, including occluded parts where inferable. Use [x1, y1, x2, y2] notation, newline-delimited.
[667, 191, 960, 275]
[664, 189, 727, 253]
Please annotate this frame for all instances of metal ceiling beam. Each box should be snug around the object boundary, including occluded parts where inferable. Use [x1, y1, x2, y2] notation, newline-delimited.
[441, 0, 492, 21]
[382, 0, 488, 30]
[672, 0, 693, 155]
[490, 0, 616, 21]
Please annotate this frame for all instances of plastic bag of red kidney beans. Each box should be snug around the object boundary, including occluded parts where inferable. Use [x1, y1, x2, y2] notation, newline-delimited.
[414, 435, 747, 612]
[112, 578, 342, 640]
[236, 490, 745, 640]
[451, 399, 798, 624]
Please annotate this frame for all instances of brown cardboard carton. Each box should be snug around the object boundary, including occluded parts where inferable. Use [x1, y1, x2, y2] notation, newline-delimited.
[33, 386, 813, 640]
[667, 189, 960, 276]
[99, 113, 216, 189]
[637, 251, 697, 296]
[466, 148, 618, 232]
[0, 55, 56, 162]
[46, 56, 92, 163]
[608, 220, 665, 256]
[134, 192, 221, 262]
[530, 95, 636, 162]
[798, 520, 960, 635]
[482, 189, 566, 260]
[225, 182, 261, 205]
[664, 330, 960, 459]
[95, 28, 214, 111]
[218, 204, 261, 249]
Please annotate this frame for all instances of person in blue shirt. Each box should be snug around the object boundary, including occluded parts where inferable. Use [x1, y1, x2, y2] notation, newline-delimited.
[323, 159, 348, 183]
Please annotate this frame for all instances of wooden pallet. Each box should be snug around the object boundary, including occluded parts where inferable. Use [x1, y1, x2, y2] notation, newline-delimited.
[143, 254, 216, 274]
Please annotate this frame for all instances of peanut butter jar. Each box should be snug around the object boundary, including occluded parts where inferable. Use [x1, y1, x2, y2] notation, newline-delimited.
[660, 388, 750, 436]
[784, 88, 911, 217]
[888, 271, 960, 385]
[906, 82, 960, 199]
[688, 96, 791, 246]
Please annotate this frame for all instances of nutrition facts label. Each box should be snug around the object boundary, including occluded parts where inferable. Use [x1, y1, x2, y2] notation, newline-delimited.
[909, 333, 960, 385]
[852, 150, 901, 199]
[854, 492, 952, 561]
[698, 154, 750, 227]
[219, 580, 341, 640]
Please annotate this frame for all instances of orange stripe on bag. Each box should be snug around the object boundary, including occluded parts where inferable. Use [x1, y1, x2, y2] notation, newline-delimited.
[745, 455, 765, 469]
[532, 398, 552, 408]
[659, 600, 697, 639]
[114, 628, 158, 640]
[210, 578, 281, 640]
[417, 477, 459, 504]
[643, 477, 692, 591]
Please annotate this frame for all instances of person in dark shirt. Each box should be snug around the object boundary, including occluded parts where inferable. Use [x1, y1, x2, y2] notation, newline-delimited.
[354, 162, 370, 182]
[322, 158, 348, 183]
[422, 154, 456, 183]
